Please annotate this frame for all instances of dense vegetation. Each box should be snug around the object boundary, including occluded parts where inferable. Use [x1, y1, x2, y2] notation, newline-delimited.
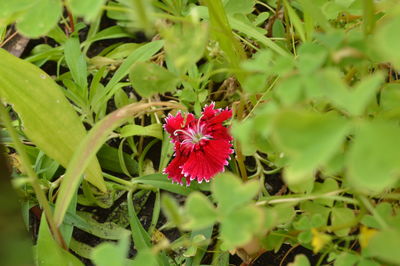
[1, 0, 400, 265]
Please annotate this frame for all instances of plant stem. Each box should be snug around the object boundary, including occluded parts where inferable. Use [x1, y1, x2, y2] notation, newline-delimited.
[0, 103, 66, 249]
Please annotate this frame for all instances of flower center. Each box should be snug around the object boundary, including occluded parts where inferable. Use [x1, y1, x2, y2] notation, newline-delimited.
[174, 116, 212, 146]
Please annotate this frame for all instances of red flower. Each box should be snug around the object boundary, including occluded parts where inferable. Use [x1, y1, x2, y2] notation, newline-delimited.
[163, 103, 234, 185]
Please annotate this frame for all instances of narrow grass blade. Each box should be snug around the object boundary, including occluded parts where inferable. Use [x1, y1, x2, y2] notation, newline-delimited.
[283, 0, 306, 43]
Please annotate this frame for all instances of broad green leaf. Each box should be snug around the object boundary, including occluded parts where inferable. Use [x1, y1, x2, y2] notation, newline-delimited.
[363, 228, 400, 265]
[336, 73, 383, 116]
[220, 204, 263, 250]
[0, 49, 105, 191]
[162, 22, 208, 75]
[312, 178, 339, 207]
[288, 254, 311, 266]
[37, 215, 83, 266]
[298, 0, 332, 32]
[161, 193, 184, 227]
[380, 83, 400, 112]
[264, 203, 296, 230]
[212, 173, 259, 214]
[300, 202, 331, 226]
[120, 123, 163, 139]
[224, 0, 255, 15]
[297, 43, 328, 75]
[16, 0, 62, 38]
[334, 252, 360, 266]
[91, 231, 131, 266]
[347, 120, 400, 192]
[272, 110, 349, 191]
[373, 15, 400, 69]
[185, 192, 217, 230]
[361, 202, 393, 229]
[64, 37, 88, 90]
[0, 0, 33, 17]
[331, 207, 355, 237]
[129, 62, 179, 98]
[53, 102, 181, 226]
[68, 0, 105, 21]
[274, 75, 303, 105]
[131, 249, 158, 266]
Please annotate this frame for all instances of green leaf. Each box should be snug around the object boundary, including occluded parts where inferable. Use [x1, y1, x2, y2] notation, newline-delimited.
[64, 37, 88, 90]
[131, 249, 158, 266]
[127, 191, 151, 251]
[264, 203, 296, 230]
[363, 228, 400, 265]
[162, 22, 208, 75]
[0, 49, 105, 191]
[274, 75, 303, 105]
[272, 110, 349, 192]
[64, 211, 130, 240]
[161, 193, 184, 227]
[16, 0, 62, 38]
[288, 254, 311, 266]
[347, 120, 400, 192]
[331, 207, 355, 237]
[334, 252, 360, 266]
[133, 173, 209, 196]
[130, 62, 178, 98]
[373, 15, 400, 70]
[220, 204, 263, 250]
[68, 0, 105, 21]
[212, 173, 259, 214]
[283, 0, 306, 42]
[104, 40, 164, 100]
[91, 231, 131, 266]
[334, 73, 383, 116]
[97, 144, 138, 175]
[37, 215, 83, 266]
[0, 0, 33, 17]
[297, 43, 328, 75]
[312, 178, 339, 207]
[185, 192, 217, 230]
[224, 0, 255, 15]
[361, 202, 393, 229]
[120, 123, 163, 139]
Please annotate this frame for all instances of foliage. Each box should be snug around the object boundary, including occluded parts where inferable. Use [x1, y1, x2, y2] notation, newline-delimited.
[1, 0, 400, 265]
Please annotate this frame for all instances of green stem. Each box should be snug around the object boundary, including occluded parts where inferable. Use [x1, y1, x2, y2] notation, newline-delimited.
[0, 103, 66, 249]
[148, 189, 161, 234]
[138, 139, 159, 176]
[102, 172, 134, 188]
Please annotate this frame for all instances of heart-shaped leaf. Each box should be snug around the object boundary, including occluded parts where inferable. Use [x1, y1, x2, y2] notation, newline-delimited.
[212, 173, 259, 214]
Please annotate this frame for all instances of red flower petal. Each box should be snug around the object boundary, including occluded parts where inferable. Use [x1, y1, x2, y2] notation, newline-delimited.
[164, 112, 184, 135]
[202, 102, 218, 119]
[208, 108, 232, 125]
[181, 139, 233, 183]
[163, 147, 186, 185]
